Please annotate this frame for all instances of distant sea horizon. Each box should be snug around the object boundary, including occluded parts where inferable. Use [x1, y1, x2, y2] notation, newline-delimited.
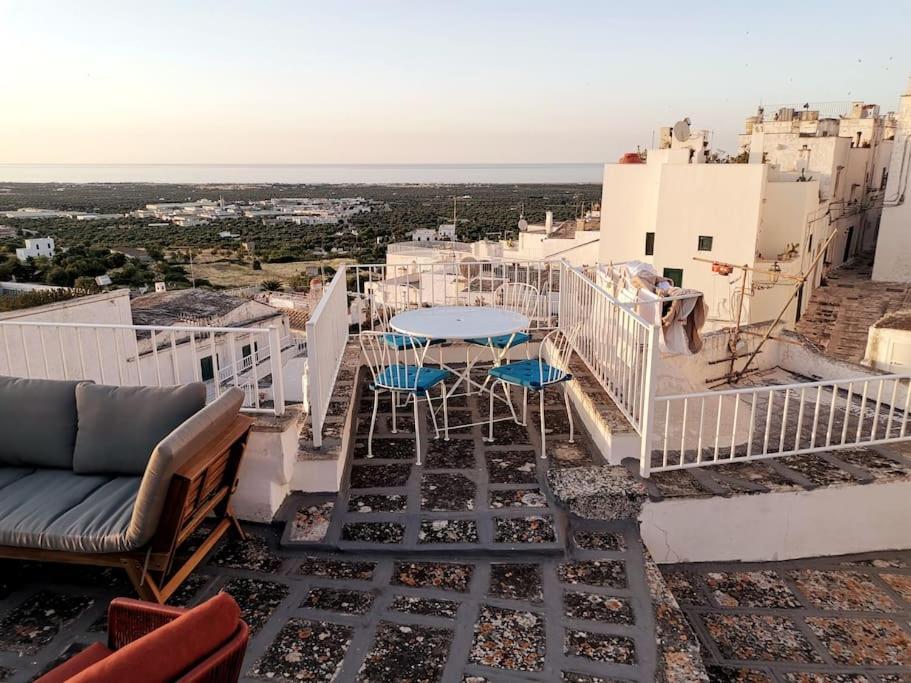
[0, 163, 604, 185]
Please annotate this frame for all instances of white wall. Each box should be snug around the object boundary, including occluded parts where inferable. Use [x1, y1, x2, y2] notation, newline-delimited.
[874, 84, 911, 282]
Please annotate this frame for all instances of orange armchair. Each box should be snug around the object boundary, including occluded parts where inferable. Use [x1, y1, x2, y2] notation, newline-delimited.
[36, 593, 249, 683]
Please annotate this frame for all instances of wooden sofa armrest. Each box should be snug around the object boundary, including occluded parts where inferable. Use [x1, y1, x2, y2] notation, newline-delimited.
[107, 597, 186, 650]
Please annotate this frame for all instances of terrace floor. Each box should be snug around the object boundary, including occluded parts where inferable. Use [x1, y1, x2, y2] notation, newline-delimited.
[0, 381, 909, 681]
[666, 551, 911, 682]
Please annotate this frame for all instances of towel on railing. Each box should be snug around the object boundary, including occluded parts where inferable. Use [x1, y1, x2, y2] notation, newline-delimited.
[659, 288, 707, 355]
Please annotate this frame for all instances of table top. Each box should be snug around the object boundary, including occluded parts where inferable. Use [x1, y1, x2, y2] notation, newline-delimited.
[390, 306, 530, 341]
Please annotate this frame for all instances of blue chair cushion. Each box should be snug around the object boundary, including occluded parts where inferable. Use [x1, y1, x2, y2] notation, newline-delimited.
[383, 334, 445, 350]
[374, 364, 451, 392]
[488, 359, 571, 390]
[466, 332, 532, 349]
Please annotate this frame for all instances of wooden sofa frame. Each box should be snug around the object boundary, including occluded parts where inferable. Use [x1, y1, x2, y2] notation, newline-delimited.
[0, 414, 253, 604]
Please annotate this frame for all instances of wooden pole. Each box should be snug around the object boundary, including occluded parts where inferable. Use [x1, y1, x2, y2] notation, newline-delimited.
[732, 230, 838, 383]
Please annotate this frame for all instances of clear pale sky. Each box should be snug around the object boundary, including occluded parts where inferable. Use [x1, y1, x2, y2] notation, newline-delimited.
[1, 0, 909, 164]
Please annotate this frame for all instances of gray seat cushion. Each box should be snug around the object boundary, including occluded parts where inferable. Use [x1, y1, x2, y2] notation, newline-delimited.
[0, 468, 141, 553]
[0, 376, 85, 469]
[73, 383, 207, 476]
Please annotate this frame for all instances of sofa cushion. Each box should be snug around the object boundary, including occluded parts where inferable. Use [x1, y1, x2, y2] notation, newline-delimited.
[0, 468, 141, 553]
[0, 376, 84, 469]
[73, 383, 207, 476]
[68, 594, 241, 683]
[127, 388, 244, 548]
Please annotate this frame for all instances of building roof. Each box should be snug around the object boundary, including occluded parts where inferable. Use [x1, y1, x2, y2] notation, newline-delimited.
[131, 288, 251, 326]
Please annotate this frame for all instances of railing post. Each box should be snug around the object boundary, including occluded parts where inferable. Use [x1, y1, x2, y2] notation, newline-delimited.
[639, 323, 659, 478]
[269, 325, 285, 416]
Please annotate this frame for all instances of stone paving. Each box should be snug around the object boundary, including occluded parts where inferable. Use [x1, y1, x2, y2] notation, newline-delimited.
[0, 386, 677, 683]
[664, 552, 911, 682]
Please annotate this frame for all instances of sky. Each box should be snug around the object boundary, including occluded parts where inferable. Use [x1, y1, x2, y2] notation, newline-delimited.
[1, 0, 909, 165]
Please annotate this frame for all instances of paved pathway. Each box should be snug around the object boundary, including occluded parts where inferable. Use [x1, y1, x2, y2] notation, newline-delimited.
[666, 552, 911, 682]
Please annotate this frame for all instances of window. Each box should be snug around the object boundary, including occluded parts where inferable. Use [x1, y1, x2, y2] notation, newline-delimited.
[663, 268, 684, 288]
[644, 232, 655, 256]
[697, 235, 713, 252]
[200, 355, 214, 382]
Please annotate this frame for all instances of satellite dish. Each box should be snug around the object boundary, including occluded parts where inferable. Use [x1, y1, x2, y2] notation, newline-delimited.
[517, 218, 529, 232]
[673, 118, 691, 142]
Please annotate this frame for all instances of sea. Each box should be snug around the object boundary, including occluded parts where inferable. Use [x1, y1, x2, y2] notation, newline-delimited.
[0, 163, 603, 185]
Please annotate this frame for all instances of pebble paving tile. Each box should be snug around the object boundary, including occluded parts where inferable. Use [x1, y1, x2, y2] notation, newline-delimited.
[421, 472, 476, 511]
[564, 591, 635, 625]
[353, 438, 415, 460]
[469, 605, 546, 671]
[668, 549, 911, 681]
[347, 493, 407, 513]
[573, 530, 627, 552]
[0, 593, 94, 655]
[704, 571, 802, 609]
[302, 587, 375, 614]
[701, 613, 824, 663]
[418, 518, 480, 544]
[249, 618, 352, 681]
[392, 561, 474, 592]
[342, 521, 405, 544]
[426, 438, 476, 469]
[494, 515, 557, 544]
[489, 563, 544, 603]
[558, 560, 628, 588]
[389, 596, 461, 619]
[486, 450, 538, 484]
[488, 487, 547, 509]
[805, 616, 911, 666]
[359, 622, 453, 682]
[296, 556, 376, 581]
[881, 573, 911, 603]
[350, 463, 412, 488]
[789, 569, 899, 612]
[565, 629, 636, 664]
[221, 577, 290, 634]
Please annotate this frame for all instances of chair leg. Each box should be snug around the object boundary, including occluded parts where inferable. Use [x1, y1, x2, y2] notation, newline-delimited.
[539, 390, 547, 459]
[466, 347, 472, 395]
[413, 392, 422, 466]
[426, 390, 440, 440]
[391, 390, 398, 433]
[501, 381, 519, 424]
[442, 382, 449, 441]
[487, 379, 496, 442]
[368, 391, 379, 458]
[564, 383, 575, 444]
[522, 388, 529, 426]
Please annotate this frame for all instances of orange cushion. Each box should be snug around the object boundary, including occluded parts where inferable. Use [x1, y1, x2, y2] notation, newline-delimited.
[70, 593, 241, 683]
[35, 642, 113, 683]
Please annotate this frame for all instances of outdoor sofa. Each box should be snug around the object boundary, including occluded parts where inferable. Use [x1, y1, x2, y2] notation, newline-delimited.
[0, 376, 252, 603]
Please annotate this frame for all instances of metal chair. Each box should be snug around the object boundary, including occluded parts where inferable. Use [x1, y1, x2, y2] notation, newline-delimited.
[370, 284, 445, 352]
[359, 330, 450, 465]
[485, 326, 577, 459]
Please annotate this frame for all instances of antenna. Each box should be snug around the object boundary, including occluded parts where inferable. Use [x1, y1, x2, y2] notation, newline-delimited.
[673, 118, 691, 142]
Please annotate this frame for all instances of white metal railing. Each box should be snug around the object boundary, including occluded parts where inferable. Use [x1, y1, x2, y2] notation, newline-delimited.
[216, 332, 306, 384]
[305, 269, 350, 447]
[0, 320, 286, 415]
[558, 263, 658, 432]
[347, 260, 563, 333]
[642, 374, 911, 477]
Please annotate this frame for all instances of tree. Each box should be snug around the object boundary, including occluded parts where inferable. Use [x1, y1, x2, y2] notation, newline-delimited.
[74, 276, 100, 293]
[251, 259, 262, 271]
[261, 279, 282, 291]
[46, 267, 72, 287]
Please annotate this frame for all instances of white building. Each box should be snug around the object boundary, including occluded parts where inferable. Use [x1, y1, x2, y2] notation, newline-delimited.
[873, 80, 911, 282]
[411, 228, 438, 242]
[15, 237, 55, 262]
[598, 101, 895, 330]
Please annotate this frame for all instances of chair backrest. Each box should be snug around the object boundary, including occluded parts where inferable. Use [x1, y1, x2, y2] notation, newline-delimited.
[534, 325, 579, 386]
[359, 330, 432, 392]
[495, 282, 539, 322]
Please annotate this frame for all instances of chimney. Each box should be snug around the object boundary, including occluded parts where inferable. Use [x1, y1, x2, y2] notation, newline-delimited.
[545, 211, 553, 234]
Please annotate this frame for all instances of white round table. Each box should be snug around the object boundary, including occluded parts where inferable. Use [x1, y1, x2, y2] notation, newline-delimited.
[389, 306, 529, 341]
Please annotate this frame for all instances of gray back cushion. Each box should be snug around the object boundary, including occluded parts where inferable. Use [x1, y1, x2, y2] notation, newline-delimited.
[128, 388, 244, 548]
[73, 383, 207, 475]
[0, 376, 84, 469]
